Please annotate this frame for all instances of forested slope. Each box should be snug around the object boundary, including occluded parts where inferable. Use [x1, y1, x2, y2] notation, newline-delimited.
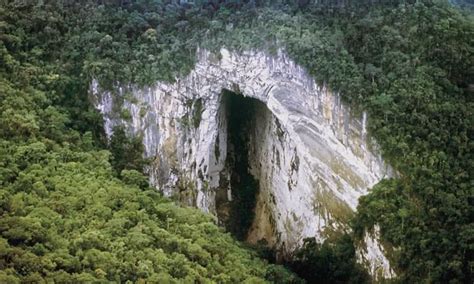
[1, 0, 472, 283]
[201, 2, 473, 282]
[0, 2, 298, 282]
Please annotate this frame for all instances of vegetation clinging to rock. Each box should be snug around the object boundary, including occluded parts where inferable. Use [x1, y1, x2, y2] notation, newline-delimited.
[1, 0, 472, 282]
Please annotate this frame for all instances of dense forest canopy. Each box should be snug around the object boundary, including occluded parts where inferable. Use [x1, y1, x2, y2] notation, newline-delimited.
[0, 1, 302, 282]
[1, 0, 473, 283]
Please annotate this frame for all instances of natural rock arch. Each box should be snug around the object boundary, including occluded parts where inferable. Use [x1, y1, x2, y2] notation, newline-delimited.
[93, 48, 395, 278]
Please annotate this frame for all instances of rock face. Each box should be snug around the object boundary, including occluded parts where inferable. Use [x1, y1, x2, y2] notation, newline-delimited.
[92, 48, 395, 279]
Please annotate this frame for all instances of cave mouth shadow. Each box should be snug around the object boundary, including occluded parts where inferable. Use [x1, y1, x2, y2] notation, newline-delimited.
[216, 89, 268, 241]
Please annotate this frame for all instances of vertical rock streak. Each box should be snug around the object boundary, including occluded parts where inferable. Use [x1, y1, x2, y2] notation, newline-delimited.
[93, 48, 395, 279]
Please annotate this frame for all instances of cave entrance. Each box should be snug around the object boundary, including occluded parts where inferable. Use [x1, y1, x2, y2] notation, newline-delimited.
[216, 89, 265, 241]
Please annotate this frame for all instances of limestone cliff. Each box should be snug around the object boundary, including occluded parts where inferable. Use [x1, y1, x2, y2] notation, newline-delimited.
[92, 48, 395, 279]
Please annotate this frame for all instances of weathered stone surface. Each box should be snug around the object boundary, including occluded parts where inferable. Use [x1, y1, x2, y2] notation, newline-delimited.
[92, 48, 395, 279]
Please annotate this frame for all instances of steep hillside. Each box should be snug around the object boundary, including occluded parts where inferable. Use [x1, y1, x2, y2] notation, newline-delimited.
[1, 0, 472, 283]
[0, 2, 298, 282]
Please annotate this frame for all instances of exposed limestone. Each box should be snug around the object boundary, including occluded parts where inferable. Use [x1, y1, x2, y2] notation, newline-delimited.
[92, 48, 395, 279]
[357, 225, 396, 280]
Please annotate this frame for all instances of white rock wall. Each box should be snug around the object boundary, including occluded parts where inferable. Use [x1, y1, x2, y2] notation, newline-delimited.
[357, 225, 396, 280]
[92, 48, 395, 279]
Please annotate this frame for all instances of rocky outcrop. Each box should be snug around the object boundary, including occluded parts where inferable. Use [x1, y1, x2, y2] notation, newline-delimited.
[92, 48, 395, 279]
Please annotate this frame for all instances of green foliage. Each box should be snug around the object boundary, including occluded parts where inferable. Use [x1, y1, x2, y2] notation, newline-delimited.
[0, 2, 297, 282]
[109, 126, 147, 176]
[203, 2, 472, 282]
[121, 169, 149, 189]
[0, 154, 287, 281]
[334, 5, 473, 282]
[193, 98, 204, 129]
[288, 235, 369, 284]
[1, 0, 472, 282]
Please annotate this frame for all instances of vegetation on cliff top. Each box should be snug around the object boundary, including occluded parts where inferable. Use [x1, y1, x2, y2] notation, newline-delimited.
[0, 1, 300, 282]
[202, 2, 473, 282]
[1, 0, 472, 282]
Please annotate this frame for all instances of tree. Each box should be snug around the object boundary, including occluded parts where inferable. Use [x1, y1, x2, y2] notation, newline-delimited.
[109, 126, 147, 175]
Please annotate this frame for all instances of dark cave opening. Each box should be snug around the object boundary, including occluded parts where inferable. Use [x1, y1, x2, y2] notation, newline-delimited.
[215, 90, 368, 282]
[220, 89, 262, 241]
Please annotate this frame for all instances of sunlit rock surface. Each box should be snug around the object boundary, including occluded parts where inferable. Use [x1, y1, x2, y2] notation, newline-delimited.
[92, 48, 395, 279]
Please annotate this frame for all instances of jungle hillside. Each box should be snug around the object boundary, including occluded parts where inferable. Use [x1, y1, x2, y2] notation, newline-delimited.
[1, 0, 473, 283]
